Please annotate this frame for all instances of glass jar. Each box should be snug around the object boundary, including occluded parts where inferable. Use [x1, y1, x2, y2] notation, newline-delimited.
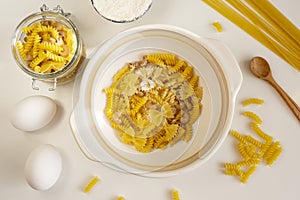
[12, 4, 86, 91]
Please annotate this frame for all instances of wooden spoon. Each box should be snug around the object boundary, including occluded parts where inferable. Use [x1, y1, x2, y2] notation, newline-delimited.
[249, 56, 300, 122]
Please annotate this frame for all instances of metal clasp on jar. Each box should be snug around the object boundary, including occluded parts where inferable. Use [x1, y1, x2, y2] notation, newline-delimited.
[40, 4, 71, 18]
[32, 78, 57, 91]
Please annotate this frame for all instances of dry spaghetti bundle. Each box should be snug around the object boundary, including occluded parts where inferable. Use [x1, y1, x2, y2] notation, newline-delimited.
[203, 0, 300, 72]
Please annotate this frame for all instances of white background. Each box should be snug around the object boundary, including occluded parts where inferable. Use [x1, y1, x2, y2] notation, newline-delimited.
[0, 0, 299, 199]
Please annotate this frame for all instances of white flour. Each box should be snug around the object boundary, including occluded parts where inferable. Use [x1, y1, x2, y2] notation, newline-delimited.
[93, 0, 152, 22]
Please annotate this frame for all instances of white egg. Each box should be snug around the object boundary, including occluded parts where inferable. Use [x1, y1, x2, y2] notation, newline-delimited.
[24, 144, 62, 191]
[11, 95, 57, 132]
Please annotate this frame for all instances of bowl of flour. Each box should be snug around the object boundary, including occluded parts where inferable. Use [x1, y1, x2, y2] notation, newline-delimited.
[91, 0, 152, 23]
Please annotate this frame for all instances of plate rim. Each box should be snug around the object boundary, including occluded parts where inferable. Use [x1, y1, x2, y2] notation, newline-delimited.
[71, 24, 242, 177]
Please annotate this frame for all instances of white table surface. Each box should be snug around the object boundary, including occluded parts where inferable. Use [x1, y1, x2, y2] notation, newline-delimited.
[1, 0, 299, 199]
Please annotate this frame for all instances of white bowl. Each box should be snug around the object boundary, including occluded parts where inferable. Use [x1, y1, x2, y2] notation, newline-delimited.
[70, 24, 242, 177]
[91, 0, 152, 23]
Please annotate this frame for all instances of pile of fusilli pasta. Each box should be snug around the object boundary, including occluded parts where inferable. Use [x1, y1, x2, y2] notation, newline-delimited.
[15, 20, 75, 74]
[224, 98, 282, 183]
[104, 53, 203, 152]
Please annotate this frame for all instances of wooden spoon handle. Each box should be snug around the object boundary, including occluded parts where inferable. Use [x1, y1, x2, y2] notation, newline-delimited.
[269, 79, 300, 122]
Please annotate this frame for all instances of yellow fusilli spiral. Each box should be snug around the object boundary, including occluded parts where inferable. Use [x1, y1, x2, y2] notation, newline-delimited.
[45, 51, 66, 62]
[35, 25, 59, 39]
[144, 54, 165, 66]
[23, 32, 38, 53]
[251, 122, 273, 142]
[264, 141, 282, 165]
[173, 60, 186, 71]
[29, 52, 46, 68]
[245, 135, 263, 148]
[241, 165, 257, 183]
[242, 98, 264, 106]
[21, 24, 39, 34]
[16, 41, 26, 60]
[144, 53, 178, 66]
[181, 66, 193, 79]
[231, 130, 247, 143]
[237, 159, 260, 167]
[189, 75, 199, 89]
[242, 111, 262, 124]
[40, 42, 63, 54]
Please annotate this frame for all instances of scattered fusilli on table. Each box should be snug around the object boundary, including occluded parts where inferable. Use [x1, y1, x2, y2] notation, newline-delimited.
[224, 98, 282, 183]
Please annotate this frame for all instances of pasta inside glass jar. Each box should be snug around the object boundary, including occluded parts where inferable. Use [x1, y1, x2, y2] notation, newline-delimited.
[12, 4, 85, 91]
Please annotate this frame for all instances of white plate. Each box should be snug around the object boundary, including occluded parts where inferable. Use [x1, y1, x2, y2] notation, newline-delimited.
[70, 24, 242, 177]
